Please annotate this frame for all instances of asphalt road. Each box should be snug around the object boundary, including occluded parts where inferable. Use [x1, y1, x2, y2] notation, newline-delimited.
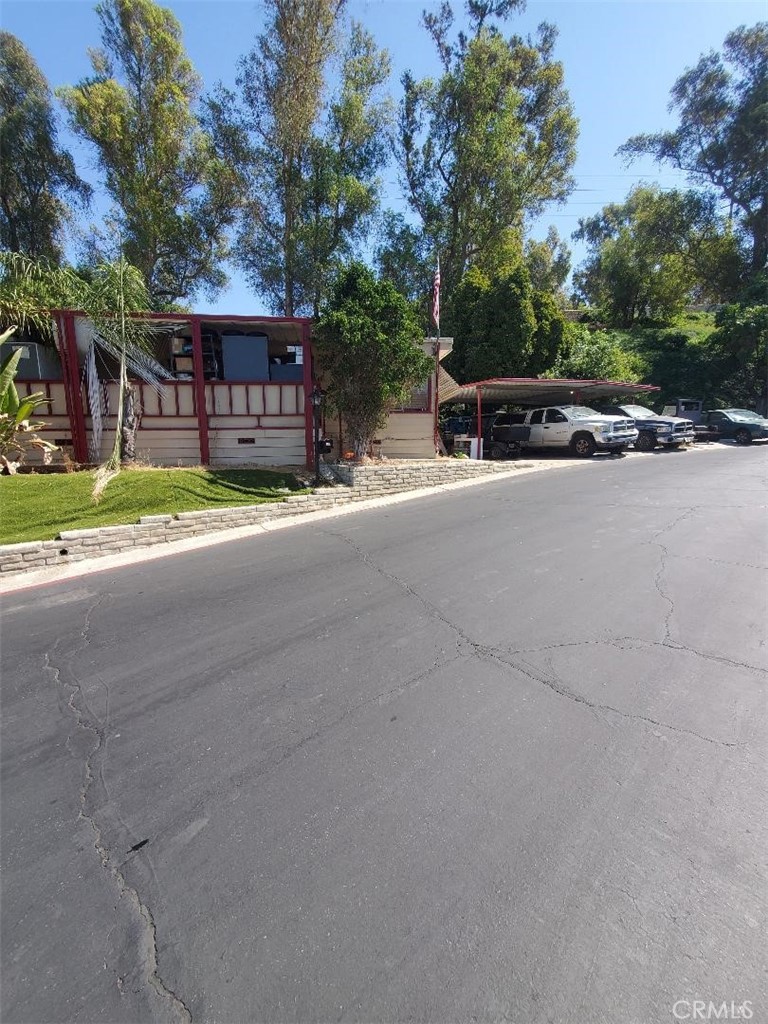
[2, 446, 766, 1024]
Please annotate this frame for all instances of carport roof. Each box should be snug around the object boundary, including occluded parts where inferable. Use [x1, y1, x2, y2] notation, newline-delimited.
[439, 376, 660, 406]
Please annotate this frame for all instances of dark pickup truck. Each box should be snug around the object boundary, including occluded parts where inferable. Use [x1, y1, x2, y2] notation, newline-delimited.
[595, 403, 694, 451]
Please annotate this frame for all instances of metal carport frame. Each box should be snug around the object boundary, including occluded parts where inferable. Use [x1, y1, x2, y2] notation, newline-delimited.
[438, 376, 660, 458]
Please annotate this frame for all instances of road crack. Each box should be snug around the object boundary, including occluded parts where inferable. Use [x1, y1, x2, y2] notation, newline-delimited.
[503, 636, 766, 676]
[320, 525, 748, 749]
[44, 607, 192, 1023]
[485, 649, 742, 749]
[647, 507, 696, 645]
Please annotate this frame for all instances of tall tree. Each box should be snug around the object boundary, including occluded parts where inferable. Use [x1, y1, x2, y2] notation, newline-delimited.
[208, 1, 391, 316]
[573, 186, 743, 327]
[0, 32, 91, 261]
[59, 0, 240, 306]
[619, 23, 768, 275]
[398, 0, 578, 298]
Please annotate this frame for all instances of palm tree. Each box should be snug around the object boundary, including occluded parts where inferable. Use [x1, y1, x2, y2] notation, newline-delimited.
[0, 252, 172, 495]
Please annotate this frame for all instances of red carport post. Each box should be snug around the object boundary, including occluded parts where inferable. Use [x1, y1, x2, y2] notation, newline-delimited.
[190, 316, 210, 465]
[475, 385, 483, 459]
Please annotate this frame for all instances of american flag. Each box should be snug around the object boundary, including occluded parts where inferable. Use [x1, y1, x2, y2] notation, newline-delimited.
[432, 262, 441, 332]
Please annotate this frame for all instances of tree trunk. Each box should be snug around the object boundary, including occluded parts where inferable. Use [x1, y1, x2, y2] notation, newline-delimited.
[120, 383, 142, 463]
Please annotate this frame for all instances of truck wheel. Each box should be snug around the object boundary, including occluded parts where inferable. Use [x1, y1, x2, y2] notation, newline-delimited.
[570, 433, 596, 458]
[488, 443, 508, 460]
[735, 428, 752, 446]
[634, 431, 656, 452]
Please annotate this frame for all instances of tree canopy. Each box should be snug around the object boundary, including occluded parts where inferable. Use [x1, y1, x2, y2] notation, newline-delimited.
[524, 227, 570, 298]
[708, 301, 768, 411]
[58, 0, 241, 307]
[0, 32, 91, 261]
[314, 262, 433, 456]
[545, 324, 641, 383]
[619, 22, 768, 275]
[207, 0, 391, 317]
[396, 0, 578, 297]
[573, 186, 742, 327]
[445, 263, 565, 382]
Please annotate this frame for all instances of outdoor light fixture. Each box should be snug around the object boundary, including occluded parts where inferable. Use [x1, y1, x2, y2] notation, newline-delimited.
[309, 385, 326, 487]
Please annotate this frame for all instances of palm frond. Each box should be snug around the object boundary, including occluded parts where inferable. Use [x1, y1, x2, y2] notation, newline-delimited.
[0, 346, 24, 405]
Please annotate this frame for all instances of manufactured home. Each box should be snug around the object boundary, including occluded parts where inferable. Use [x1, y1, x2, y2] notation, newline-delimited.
[11, 311, 449, 467]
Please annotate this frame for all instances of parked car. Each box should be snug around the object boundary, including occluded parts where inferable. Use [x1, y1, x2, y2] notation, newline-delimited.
[661, 400, 768, 445]
[594, 403, 694, 451]
[705, 409, 768, 445]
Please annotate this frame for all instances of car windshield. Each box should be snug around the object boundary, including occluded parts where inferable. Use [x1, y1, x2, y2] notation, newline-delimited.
[559, 406, 599, 419]
[620, 405, 655, 419]
[722, 409, 765, 422]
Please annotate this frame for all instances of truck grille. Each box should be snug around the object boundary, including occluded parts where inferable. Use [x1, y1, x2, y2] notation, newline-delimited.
[674, 420, 694, 435]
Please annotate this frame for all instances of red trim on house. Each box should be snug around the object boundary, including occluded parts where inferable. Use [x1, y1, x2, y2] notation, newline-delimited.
[301, 321, 314, 467]
[49, 308, 312, 327]
[40, 308, 313, 466]
[190, 316, 210, 464]
[462, 376, 660, 389]
[60, 312, 88, 462]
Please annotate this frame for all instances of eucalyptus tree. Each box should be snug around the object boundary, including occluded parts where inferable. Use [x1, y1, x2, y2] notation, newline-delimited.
[0, 32, 91, 261]
[397, 0, 578, 299]
[59, 0, 240, 307]
[620, 23, 768, 275]
[206, 0, 392, 316]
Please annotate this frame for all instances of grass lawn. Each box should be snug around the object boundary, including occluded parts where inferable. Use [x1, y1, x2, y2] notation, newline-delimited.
[0, 467, 306, 545]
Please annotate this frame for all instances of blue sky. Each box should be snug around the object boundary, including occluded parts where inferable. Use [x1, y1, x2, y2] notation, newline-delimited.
[4, 0, 765, 314]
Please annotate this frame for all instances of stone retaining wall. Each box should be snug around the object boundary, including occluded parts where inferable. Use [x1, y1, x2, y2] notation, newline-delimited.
[329, 459, 516, 492]
[1, 459, 522, 576]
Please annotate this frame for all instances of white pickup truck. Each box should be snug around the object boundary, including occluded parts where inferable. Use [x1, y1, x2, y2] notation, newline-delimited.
[489, 405, 639, 458]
